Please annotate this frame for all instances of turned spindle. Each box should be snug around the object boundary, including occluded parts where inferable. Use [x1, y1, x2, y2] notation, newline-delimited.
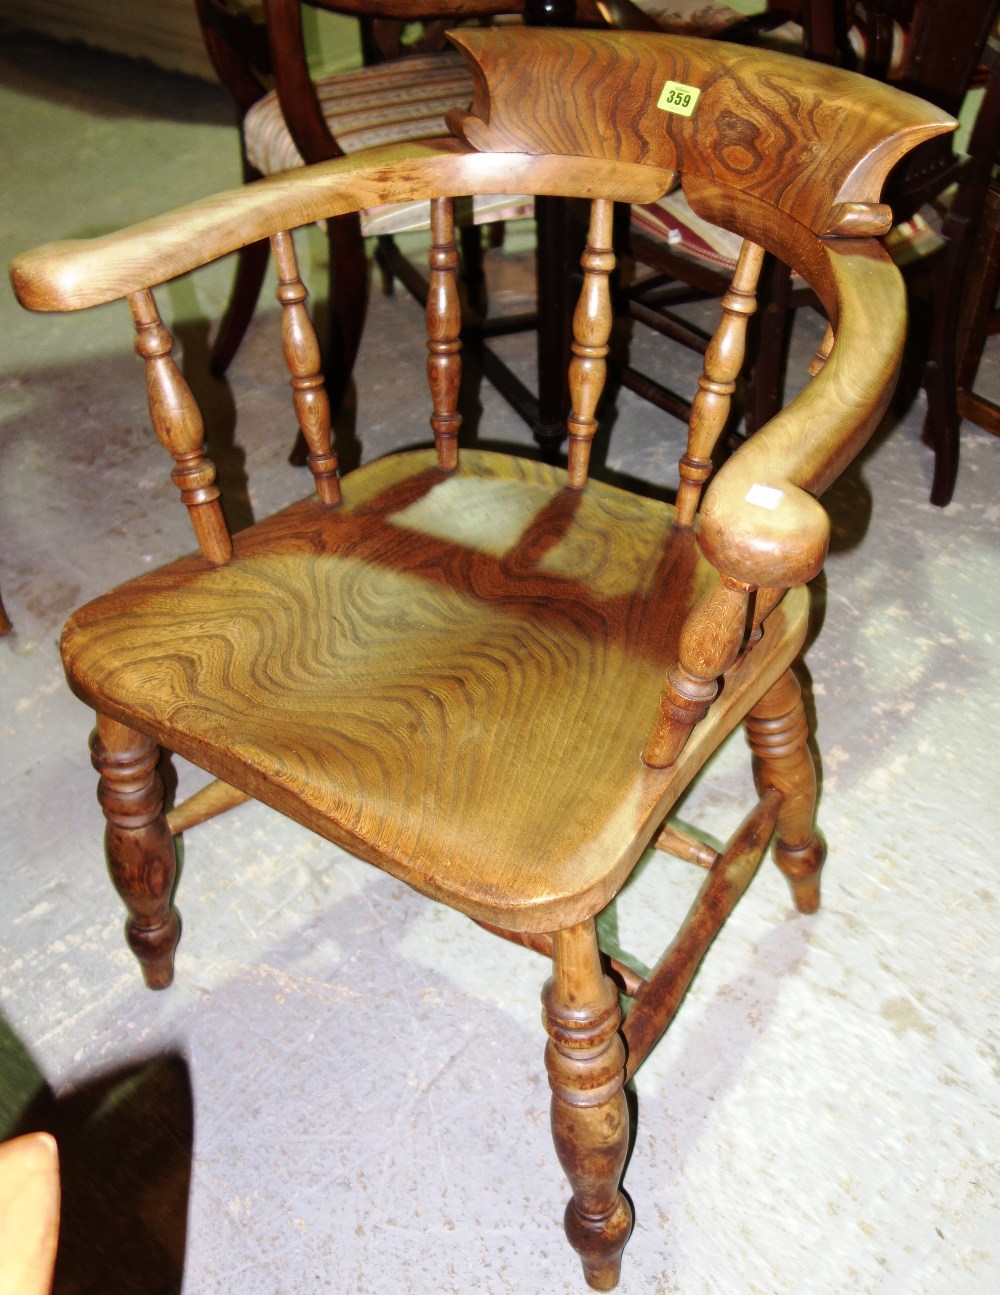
[567, 199, 615, 488]
[643, 575, 753, 768]
[674, 239, 765, 527]
[426, 197, 462, 471]
[272, 229, 340, 504]
[128, 288, 231, 564]
[543, 920, 632, 1291]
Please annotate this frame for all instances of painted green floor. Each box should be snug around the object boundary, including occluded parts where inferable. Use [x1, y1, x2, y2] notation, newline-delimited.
[2, 26, 999, 1295]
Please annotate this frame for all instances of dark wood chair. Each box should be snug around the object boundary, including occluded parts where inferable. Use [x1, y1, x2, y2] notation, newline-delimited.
[10, 28, 951, 1287]
[195, 0, 530, 426]
[621, 0, 1000, 505]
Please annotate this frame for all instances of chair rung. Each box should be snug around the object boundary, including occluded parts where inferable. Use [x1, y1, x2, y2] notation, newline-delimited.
[629, 300, 710, 354]
[166, 779, 250, 835]
[620, 367, 691, 422]
[623, 788, 783, 1080]
[652, 823, 719, 868]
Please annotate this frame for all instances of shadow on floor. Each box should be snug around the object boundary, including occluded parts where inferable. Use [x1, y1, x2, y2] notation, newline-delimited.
[2, 1016, 192, 1295]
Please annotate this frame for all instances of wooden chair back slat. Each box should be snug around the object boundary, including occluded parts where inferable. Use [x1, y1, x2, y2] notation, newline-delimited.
[426, 197, 463, 472]
[674, 238, 764, 528]
[566, 198, 615, 488]
[128, 289, 232, 565]
[271, 229, 341, 504]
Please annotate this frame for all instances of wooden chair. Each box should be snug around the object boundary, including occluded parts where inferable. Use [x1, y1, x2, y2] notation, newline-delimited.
[10, 28, 951, 1287]
[621, 0, 1000, 505]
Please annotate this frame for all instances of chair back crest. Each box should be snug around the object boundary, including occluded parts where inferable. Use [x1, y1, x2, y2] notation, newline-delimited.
[448, 26, 953, 235]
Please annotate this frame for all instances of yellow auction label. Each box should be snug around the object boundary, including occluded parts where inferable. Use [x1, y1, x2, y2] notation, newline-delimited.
[657, 80, 700, 117]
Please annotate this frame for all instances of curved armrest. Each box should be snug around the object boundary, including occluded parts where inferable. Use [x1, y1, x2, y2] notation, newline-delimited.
[10, 142, 675, 314]
[688, 177, 906, 589]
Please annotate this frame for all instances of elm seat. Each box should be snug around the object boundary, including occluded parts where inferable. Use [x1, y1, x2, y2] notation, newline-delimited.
[10, 27, 953, 1290]
[61, 446, 808, 931]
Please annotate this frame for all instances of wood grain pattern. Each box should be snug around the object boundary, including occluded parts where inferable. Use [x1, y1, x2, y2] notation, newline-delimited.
[61, 449, 810, 932]
[448, 27, 953, 234]
[9, 143, 676, 314]
[7, 28, 954, 1287]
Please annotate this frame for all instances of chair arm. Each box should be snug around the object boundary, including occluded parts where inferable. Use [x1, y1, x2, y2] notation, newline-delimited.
[687, 177, 907, 589]
[9, 143, 675, 314]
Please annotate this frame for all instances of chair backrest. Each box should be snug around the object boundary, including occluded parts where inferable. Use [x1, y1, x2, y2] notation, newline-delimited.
[800, 0, 1000, 216]
[9, 29, 952, 765]
[194, 0, 527, 159]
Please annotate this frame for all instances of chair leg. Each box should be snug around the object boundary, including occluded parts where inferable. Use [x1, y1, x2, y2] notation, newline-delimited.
[744, 669, 826, 913]
[542, 920, 632, 1291]
[90, 714, 180, 990]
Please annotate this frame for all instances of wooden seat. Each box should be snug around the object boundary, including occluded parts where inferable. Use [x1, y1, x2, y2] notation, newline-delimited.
[10, 27, 952, 1289]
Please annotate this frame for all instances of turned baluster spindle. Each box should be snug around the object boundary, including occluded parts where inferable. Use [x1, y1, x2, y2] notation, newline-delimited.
[745, 669, 826, 913]
[426, 197, 462, 471]
[566, 199, 615, 488]
[643, 575, 753, 768]
[129, 289, 232, 564]
[674, 239, 765, 527]
[543, 920, 632, 1291]
[272, 229, 340, 505]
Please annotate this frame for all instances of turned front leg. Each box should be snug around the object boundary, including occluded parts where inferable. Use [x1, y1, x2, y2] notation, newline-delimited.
[90, 714, 180, 988]
[744, 669, 826, 913]
[543, 920, 632, 1290]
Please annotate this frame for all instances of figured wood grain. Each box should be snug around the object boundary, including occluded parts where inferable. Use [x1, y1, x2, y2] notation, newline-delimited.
[60, 449, 810, 932]
[9, 143, 677, 314]
[448, 27, 954, 234]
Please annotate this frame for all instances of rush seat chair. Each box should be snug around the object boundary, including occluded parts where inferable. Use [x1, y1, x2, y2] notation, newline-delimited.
[9, 28, 951, 1288]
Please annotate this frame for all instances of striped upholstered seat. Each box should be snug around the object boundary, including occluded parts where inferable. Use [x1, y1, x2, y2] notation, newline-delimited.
[243, 50, 532, 237]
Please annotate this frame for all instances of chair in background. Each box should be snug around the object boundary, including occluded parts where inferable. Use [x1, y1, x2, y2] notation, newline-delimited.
[10, 28, 951, 1287]
[620, 0, 1000, 505]
[938, 48, 1000, 460]
[195, 0, 530, 434]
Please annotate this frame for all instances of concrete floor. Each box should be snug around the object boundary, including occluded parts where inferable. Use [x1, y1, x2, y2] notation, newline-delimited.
[2, 27, 999, 1295]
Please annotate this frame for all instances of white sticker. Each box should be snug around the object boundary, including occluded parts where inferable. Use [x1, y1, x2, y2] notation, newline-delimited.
[745, 483, 784, 510]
